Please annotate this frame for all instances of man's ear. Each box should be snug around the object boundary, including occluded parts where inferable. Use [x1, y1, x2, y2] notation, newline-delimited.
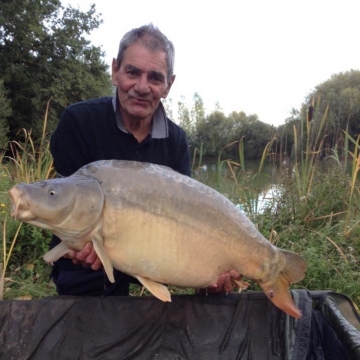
[111, 58, 119, 86]
[162, 75, 176, 99]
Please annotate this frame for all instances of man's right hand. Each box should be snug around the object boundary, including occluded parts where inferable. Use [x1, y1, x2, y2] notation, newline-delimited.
[63, 242, 102, 271]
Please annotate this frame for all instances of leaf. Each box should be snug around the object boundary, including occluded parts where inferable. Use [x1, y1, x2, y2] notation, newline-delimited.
[25, 263, 34, 271]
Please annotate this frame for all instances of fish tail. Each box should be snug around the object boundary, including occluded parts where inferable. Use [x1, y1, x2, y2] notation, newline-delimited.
[261, 249, 306, 319]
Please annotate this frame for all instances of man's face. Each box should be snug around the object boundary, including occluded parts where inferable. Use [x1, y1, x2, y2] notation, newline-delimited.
[112, 42, 175, 122]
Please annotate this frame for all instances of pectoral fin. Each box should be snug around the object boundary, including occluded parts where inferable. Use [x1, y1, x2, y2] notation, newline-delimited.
[136, 275, 171, 302]
[91, 234, 115, 283]
[43, 242, 71, 263]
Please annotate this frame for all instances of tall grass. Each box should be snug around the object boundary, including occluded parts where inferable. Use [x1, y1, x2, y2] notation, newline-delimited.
[292, 96, 329, 199]
[5, 98, 54, 182]
[191, 99, 359, 307]
[0, 99, 54, 300]
[0, 217, 22, 299]
[263, 98, 359, 307]
[343, 132, 360, 235]
[191, 135, 279, 219]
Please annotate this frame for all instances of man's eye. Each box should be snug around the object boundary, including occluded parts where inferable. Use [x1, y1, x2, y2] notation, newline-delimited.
[150, 75, 164, 83]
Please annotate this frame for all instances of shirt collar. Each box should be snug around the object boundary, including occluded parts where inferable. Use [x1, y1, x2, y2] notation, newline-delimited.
[112, 94, 169, 139]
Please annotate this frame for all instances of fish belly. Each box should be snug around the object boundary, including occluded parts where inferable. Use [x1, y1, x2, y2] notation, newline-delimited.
[104, 208, 275, 288]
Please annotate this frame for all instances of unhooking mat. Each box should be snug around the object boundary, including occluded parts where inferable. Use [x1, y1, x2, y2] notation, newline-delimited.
[0, 290, 359, 360]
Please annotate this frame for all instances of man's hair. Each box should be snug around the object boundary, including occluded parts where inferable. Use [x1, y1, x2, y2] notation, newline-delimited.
[116, 24, 175, 82]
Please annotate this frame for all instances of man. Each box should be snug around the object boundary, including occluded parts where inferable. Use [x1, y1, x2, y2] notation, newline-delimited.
[50, 24, 239, 296]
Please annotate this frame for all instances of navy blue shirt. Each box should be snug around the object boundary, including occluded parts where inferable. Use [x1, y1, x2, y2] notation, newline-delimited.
[51, 96, 191, 177]
[50, 96, 191, 296]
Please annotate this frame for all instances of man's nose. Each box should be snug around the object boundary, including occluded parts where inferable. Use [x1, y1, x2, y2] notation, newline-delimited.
[135, 75, 150, 94]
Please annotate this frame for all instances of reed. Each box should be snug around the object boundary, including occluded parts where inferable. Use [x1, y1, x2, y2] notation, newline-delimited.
[0, 216, 22, 300]
[5, 98, 54, 183]
[292, 96, 329, 199]
[0, 99, 54, 299]
[342, 132, 360, 236]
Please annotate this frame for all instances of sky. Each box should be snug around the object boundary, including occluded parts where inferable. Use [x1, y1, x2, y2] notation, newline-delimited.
[68, 0, 360, 126]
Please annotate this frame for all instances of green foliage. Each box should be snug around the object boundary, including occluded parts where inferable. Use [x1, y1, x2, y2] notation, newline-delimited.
[191, 92, 206, 125]
[256, 124, 360, 306]
[305, 70, 360, 149]
[161, 98, 173, 119]
[0, 80, 11, 150]
[265, 223, 360, 307]
[342, 132, 360, 234]
[177, 96, 275, 159]
[196, 110, 233, 155]
[290, 96, 329, 198]
[192, 122, 360, 307]
[2, 263, 56, 300]
[5, 98, 54, 182]
[0, 0, 113, 141]
[177, 96, 194, 143]
[179, 71, 360, 162]
[0, 104, 54, 299]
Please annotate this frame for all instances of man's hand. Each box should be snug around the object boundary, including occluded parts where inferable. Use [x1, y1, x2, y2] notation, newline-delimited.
[209, 270, 242, 293]
[197, 270, 246, 294]
[211, 270, 242, 292]
[63, 242, 102, 271]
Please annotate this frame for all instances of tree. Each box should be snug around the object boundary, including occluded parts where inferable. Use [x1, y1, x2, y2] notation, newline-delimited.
[276, 108, 300, 160]
[190, 92, 205, 125]
[177, 96, 195, 145]
[0, 0, 113, 141]
[0, 80, 11, 149]
[305, 70, 360, 145]
[228, 111, 274, 159]
[162, 98, 173, 120]
[196, 110, 234, 156]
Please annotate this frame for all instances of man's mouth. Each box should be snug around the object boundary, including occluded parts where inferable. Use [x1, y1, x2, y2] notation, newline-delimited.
[130, 97, 151, 104]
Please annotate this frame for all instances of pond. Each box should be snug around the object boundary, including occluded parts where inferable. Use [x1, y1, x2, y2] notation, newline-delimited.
[192, 159, 288, 215]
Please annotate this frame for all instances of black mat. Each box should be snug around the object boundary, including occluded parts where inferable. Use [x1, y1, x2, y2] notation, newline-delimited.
[0, 290, 359, 360]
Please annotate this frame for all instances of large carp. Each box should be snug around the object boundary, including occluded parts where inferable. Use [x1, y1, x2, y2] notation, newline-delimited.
[8, 160, 306, 318]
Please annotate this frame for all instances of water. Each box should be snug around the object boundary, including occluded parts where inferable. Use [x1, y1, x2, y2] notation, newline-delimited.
[192, 159, 284, 215]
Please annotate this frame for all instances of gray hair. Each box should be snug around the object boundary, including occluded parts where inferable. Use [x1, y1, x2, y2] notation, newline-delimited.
[116, 24, 175, 83]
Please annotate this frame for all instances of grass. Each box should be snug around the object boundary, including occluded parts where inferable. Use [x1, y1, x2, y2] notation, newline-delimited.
[0, 99, 55, 300]
[191, 99, 360, 308]
[0, 98, 359, 309]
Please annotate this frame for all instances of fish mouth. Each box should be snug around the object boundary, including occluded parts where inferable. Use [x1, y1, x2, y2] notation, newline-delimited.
[8, 186, 34, 221]
[8, 187, 21, 219]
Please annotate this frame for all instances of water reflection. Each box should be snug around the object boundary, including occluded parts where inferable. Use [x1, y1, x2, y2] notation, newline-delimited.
[193, 159, 284, 215]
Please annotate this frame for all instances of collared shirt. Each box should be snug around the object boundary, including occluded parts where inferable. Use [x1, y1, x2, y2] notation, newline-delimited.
[51, 96, 190, 177]
[112, 95, 169, 139]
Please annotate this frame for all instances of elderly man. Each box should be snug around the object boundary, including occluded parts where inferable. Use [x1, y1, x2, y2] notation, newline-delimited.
[50, 24, 239, 296]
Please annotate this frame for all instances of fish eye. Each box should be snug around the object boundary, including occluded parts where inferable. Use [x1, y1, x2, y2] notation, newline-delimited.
[48, 188, 57, 196]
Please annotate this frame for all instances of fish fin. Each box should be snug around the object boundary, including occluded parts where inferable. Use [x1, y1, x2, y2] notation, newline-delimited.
[43, 242, 71, 263]
[261, 250, 306, 319]
[232, 279, 250, 292]
[280, 249, 307, 284]
[91, 234, 115, 283]
[136, 275, 171, 302]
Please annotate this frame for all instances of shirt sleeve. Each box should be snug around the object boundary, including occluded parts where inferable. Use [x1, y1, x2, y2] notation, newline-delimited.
[50, 107, 91, 177]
